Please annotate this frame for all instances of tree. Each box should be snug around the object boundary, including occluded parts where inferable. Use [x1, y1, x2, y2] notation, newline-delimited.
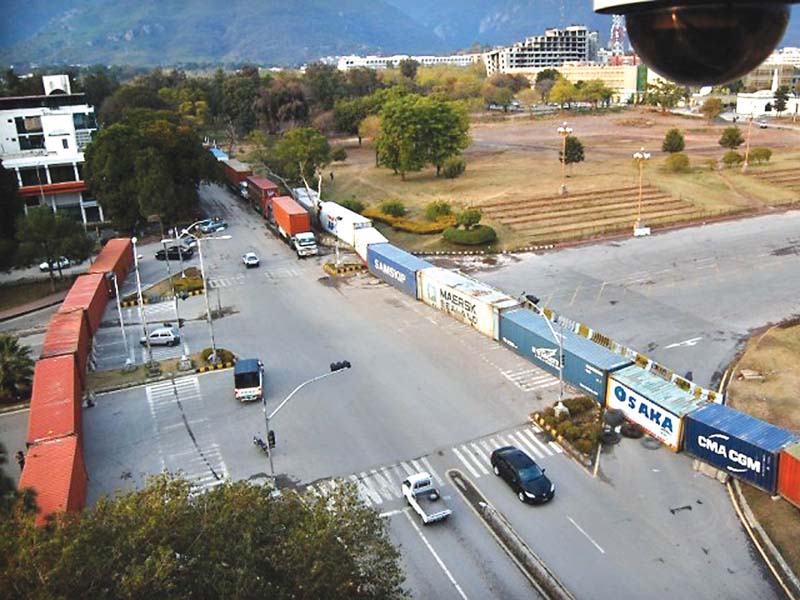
[549, 78, 578, 108]
[481, 84, 513, 110]
[516, 88, 539, 115]
[222, 73, 260, 142]
[271, 127, 332, 184]
[422, 97, 470, 176]
[0, 335, 33, 404]
[1, 474, 406, 599]
[399, 59, 420, 80]
[535, 69, 560, 84]
[560, 136, 585, 166]
[456, 208, 482, 229]
[334, 98, 368, 142]
[646, 81, 687, 112]
[664, 152, 690, 173]
[750, 147, 772, 164]
[722, 150, 744, 167]
[15, 208, 92, 290]
[719, 126, 744, 149]
[253, 74, 309, 135]
[98, 85, 168, 125]
[700, 97, 724, 123]
[580, 80, 614, 108]
[80, 66, 120, 109]
[662, 128, 685, 153]
[304, 63, 346, 111]
[534, 78, 556, 103]
[345, 68, 382, 97]
[774, 85, 790, 115]
[0, 162, 23, 271]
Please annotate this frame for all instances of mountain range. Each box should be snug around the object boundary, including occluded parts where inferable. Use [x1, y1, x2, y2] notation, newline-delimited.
[0, 1, 798, 67]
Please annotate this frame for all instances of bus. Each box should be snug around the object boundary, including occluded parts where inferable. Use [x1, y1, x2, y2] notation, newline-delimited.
[234, 358, 264, 402]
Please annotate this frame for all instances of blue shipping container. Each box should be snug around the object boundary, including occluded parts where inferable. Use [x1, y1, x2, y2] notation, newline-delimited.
[367, 243, 433, 299]
[499, 308, 632, 403]
[683, 403, 799, 493]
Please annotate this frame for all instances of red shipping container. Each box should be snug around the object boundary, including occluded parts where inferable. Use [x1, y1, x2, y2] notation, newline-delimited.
[88, 238, 133, 289]
[59, 273, 108, 334]
[247, 176, 279, 206]
[41, 309, 90, 376]
[223, 159, 252, 186]
[272, 196, 311, 237]
[778, 442, 800, 509]
[19, 435, 88, 526]
[27, 356, 82, 446]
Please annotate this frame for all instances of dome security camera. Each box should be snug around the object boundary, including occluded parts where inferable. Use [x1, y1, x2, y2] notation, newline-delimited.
[594, 1, 797, 86]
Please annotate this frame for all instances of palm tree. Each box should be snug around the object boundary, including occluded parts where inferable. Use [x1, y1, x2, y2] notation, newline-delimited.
[0, 335, 34, 404]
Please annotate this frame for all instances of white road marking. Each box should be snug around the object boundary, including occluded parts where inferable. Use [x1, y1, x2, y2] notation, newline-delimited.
[404, 510, 470, 600]
[399, 461, 415, 476]
[452, 446, 481, 478]
[379, 508, 406, 518]
[355, 472, 382, 505]
[369, 469, 399, 501]
[508, 431, 544, 459]
[521, 429, 553, 456]
[462, 445, 489, 476]
[420, 457, 443, 486]
[549, 441, 564, 454]
[567, 516, 606, 555]
[664, 336, 703, 349]
[470, 443, 490, 466]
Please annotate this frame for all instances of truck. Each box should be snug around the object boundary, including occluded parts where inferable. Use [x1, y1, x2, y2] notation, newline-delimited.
[234, 358, 264, 402]
[401, 472, 452, 525]
[272, 196, 318, 257]
[247, 176, 280, 218]
[223, 159, 252, 198]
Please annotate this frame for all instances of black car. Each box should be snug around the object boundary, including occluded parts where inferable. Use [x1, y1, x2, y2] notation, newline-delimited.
[155, 246, 194, 261]
[490, 446, 555, 504]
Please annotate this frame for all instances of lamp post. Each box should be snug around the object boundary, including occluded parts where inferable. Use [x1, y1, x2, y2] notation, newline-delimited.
[262, 361, 352, 477]
[160, 238, 184, 328]
[130, 237, 153, 366]
[557, 121, 573, 196]
[632, 147, 651, 232]
[521, 294, 564, 409]
[105, 271, 131, 368]
[742, 113, 754, 173]
[334, 216, 343, 268]
[180, 227, 230, 364]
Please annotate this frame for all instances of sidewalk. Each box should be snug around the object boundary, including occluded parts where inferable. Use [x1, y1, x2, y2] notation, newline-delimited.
[0, 290, 68, 322]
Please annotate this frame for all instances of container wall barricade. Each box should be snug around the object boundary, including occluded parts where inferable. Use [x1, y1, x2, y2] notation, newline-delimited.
[683, 403, 798, 493]
[319, 201, 373, 247]
[367, 243, 433, 299]
[58, 273, 108, 335]
[40, 309, 90, 376]
[88, 238, 133, 286]
[499, 308, 632, 403]
[18, 435, 87, 526]
[354, 227, 388, 261]
[26, 356, 81, 446]
[778, 442, 800, 507]
[417, 267, 519, 339]
[606, 364, 708, 452]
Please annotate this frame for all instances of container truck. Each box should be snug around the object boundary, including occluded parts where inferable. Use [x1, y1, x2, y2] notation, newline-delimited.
[247, 176, 280, 218]
[272, 196, 318, 257]
[223, 159, 252, 198]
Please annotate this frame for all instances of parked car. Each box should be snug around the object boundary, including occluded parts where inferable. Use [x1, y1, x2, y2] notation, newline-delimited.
[199, 218, 228, 233]
[155, 246, 194, 261]
[180, 235, 198, 249]
[140, 326, 181, 347]
[39, 256, 72, 272]
[242, 252, 260, 268]
[490, 446, 555, 504]
[758, 121, 768, 129]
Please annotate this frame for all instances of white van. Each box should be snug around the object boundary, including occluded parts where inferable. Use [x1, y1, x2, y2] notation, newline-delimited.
[140, 326, 181, 347]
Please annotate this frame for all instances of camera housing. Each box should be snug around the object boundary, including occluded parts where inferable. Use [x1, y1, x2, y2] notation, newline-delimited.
[594, 1, 797, 86]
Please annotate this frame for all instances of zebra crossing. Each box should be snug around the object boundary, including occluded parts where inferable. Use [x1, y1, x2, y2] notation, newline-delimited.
[145, 377, 229, 494]
[499, 366, 560, 392]
[450, 424, 562, 480]
[208, 267, 300, 288]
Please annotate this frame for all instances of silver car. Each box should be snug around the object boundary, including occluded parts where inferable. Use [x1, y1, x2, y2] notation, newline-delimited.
[140, 326, 181, 347]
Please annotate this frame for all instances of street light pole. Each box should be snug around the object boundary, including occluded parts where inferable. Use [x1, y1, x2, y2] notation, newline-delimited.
[632, 147, 651, 231]
[742, 113, 754, 173]
[159, 238, 183, 328]
[106, 271, 131, 367]
[262, 362, 352, 477]
[131, 237, 153, 366]
[557, 121, 573, 196]
[522, 294, 564, 408]
[334, 216, 343, 268]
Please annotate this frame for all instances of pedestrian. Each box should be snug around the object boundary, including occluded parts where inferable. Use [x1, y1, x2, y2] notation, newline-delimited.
[330, 171, 334, 182]
[15, 451, 25, 471]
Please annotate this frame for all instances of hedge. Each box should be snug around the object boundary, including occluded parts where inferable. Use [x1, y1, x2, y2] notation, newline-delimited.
[362, 207, 456, 234]
[200, 347, 236, 364]
[443, 225, 497, 246]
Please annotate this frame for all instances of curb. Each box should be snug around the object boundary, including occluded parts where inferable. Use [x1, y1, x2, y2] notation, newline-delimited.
[89, 370, 196, 395]
[196, 360, 235, 374]
[323, 262, 367, 276]
[411, 244, 556, 257]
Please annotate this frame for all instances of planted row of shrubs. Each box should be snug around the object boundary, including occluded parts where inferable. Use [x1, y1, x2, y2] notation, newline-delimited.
[538, 396, 602, 456]
[662, 147, 772, 173]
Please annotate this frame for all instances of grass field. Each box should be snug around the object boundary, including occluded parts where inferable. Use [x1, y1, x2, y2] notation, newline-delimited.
[327, 109, 800, 251]
[726, 322, 800, 578]
[0, 275, 77, 312]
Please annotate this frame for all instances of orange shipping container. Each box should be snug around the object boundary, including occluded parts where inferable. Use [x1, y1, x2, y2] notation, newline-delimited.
[59, 273, 109, 334]
[18, 436, 88, 526]
[272, 196, 311, 237]
[88, 238, 133, 290]
[26, 356, 82, 446]
[778, 442, 800, 509]
[41, 309, 90, 376]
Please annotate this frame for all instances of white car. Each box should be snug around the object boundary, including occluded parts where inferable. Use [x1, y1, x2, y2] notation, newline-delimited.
[39, 256, 72, 272]
[140, 326, 181, 347]
[242, 252, 260, 268]
[758, 121, 768, 129]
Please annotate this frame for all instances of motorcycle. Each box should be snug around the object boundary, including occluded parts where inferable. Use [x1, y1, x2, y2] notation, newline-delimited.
[253, 435, 270, 454]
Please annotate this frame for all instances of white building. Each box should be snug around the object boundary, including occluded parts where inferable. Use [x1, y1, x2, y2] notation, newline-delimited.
[0, 75, 102, 224]
[337, 53, 481, 71]
[736, 90, 800, 117]
[483, 26, 599, 76]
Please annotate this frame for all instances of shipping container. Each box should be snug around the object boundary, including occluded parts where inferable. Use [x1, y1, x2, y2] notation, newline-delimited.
[779, 442, 800, 508]
[88, 238, 133, 289]
[273, 196, 311, 238]
[26, 356, 81, 446]
[293, 187, 320, 215]
[417, 267, 520, 339]
[223, 159, 252, 193]
[319, 201, 373, 246]
[499, 308, 632, 403]
[367, 243, 432, 299]
[354, 227, 389, 261]
[209, 147, 228, 161]
[606, 365, 708, 451]
[682, 403, 798, 493]
[247, 176, 280, 217]
[40, 309, 91, 377]
[18, 435, 87, 526]
[58, 273, 108, 334]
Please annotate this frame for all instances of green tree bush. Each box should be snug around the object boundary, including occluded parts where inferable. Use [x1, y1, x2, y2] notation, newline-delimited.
[442, 156, 466, 179]
[331, 146, 347, 162]
[270, 127, 332, 184]
[750, 147, 772, 164]
[662, 128, 685, 153]
[719, 127, 745, 149]
[443, 225, 497, 246]
[456, 208, 482, 229]
[379, 200, 406, 217]
[340, 198, 365, 214]
[700, 97, 724, 123]
[664, 152, 690, 173]
[425, 200, 452, 221]
[722, 150, 744, 167]
[560, 136, 585, 166]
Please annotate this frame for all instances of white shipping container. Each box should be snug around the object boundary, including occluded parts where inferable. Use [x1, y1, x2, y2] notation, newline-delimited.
[319, 201, 372, 246]
[417, 267, 520, 339]
[605, 376, 683, 450]
[354, 227, 388, 261]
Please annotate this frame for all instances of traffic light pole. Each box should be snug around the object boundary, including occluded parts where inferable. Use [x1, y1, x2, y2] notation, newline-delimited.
[262, 363, 351, 477]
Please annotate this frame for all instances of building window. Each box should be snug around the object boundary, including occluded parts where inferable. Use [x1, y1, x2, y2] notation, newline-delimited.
[73, 113, 97, 130]
[19, 166, 48, 187]
[62, 139, 69, 149]
[50, 164, 77, 183]
[15, 116, 43, 134]
[19, 134, 45, 150]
